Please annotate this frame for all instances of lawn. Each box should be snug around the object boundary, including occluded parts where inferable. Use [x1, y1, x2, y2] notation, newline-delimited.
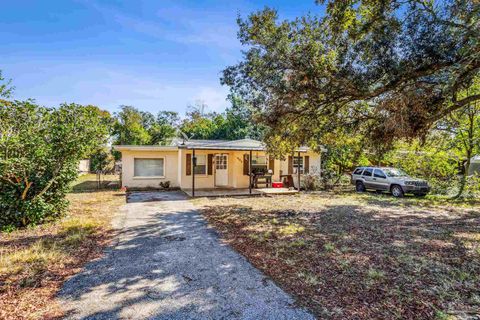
[0, 175, 124, 320]
[194, 192, 480, 319]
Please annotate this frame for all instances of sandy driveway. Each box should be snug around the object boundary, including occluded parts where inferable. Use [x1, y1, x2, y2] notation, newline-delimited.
[59, 191, 313, 319]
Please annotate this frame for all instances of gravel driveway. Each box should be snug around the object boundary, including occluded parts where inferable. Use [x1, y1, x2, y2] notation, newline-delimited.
[59, 191, 314, 320]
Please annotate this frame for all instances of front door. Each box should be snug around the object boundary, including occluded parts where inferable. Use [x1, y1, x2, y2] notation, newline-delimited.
[372, 169, 389, 190]
[215, 154, 228, 186]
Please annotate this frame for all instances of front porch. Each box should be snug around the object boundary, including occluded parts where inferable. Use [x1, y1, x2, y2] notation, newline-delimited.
[183, 187, 298, 198]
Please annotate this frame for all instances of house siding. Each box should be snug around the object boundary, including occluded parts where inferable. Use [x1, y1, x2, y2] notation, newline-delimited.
[121, 150, 179, 189]
[118, 147, 322, 190]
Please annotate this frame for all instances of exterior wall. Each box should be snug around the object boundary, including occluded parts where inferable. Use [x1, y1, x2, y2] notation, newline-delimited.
[179, 150, 216, 189]
[120, 148, 322, 190]
[121, 150, 179, 189]
[78, 159, 90, 173]
[278, 151, 321, 176]
[231, 151, 249, 188]
[179, 150, 285, 189]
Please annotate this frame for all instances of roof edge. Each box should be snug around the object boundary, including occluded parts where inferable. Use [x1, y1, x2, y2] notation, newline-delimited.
[113, 145, 179, 151]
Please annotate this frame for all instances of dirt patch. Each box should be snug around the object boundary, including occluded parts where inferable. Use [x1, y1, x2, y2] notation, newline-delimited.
[0, 190, 125, 320]
[195, 192, 480, 319]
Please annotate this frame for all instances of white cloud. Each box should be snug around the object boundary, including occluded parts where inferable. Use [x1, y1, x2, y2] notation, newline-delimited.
[88, 1, 242, 51]
[192, 86, 230, 113]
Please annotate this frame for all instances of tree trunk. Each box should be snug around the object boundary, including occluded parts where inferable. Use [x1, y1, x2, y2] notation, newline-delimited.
[456, 155, 471, 198]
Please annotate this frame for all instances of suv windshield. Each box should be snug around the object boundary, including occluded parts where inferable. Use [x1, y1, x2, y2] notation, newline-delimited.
[384, 168, 409, 177]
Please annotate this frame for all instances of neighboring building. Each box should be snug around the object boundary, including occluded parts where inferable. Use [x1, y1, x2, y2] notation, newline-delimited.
[468, 156, 480, 175]
[78, 159, 90, 173]
[113, 138, 321, 193]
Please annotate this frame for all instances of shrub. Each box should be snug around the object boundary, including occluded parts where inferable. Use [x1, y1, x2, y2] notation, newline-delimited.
[90, 148, 115, 173]
[464, 174, 480, 198]
[302, 173, 319, 191]
[159, 181, 171, 189]
[0, 101, 110, 228]
[383, 139, 458, 195]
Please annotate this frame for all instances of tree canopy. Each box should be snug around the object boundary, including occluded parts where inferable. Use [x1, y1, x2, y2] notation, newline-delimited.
[0, 101, 111, 228]
[179, 97, 265, 140]
[222, 0, 480, 149]
[111, 96, 264, 147]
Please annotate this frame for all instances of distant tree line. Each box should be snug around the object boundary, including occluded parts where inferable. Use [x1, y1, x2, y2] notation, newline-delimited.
[111, 95, 265, 149]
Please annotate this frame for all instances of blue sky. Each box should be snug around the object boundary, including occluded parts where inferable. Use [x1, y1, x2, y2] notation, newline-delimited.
[1, 0, 322, 115]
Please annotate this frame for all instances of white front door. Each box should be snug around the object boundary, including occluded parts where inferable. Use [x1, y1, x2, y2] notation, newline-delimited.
[215, 154, 228, 187]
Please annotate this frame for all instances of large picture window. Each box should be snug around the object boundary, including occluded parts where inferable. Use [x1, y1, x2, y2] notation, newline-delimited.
[134, 158, 164, 177]
[194, 155, 207, 175]
[252, 155, 267, 173]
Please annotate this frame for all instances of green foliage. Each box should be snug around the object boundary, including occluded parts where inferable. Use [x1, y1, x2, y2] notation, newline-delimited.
[383, 138, 458, 195]
[111, 106, 179, 159]
[90, 148, 115, 173]
[0, 101, 111, 229]
[222, 1, 479, 149]
[179, 97, 265, 140]
[112, 105, 152, 145]
[0, 70, 14, 99]
[439, 78, 480, 197]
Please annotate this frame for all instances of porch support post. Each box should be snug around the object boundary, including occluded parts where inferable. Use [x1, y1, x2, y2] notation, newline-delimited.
[192, 148, 195, 197]
[297, 151, 301, 191]
[249, 150, 252, 194]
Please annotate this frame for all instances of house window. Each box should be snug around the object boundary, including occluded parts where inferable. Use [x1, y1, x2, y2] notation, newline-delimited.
[252, 155, 267, 174]
[134, 158, 164, 177]
[293, 156, 304, 174]
[194, 155, 207, 175]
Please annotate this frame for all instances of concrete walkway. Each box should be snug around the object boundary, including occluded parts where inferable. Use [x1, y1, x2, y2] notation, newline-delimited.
[59, 191, 314, 320]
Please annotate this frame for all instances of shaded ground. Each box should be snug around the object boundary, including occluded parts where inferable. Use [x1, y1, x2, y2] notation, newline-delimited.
[59, 191, 314, 319]
[71, 173, 120, 193]
[0, 178, 124, 320]
[194, 192, 480, 319]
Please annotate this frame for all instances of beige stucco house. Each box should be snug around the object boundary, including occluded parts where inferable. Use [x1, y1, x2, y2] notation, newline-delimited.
[114, 139, 321, 196]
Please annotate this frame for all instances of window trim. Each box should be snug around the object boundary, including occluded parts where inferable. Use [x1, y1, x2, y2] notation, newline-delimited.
[251, 154, 268, 173]
[133, 157, 166, 179]
[193, 154, 208, 176]
[293, 156, 304, 174]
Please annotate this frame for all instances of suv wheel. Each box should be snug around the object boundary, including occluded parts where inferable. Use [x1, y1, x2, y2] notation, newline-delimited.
[391, 185, 404, 198]
[356, 181, 366, 192]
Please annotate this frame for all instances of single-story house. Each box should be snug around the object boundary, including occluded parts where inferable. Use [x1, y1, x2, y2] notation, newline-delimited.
[113, 138, 322, 196]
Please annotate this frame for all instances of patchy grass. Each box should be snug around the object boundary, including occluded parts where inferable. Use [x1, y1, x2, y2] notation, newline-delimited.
[71, 173, 119, 193]
[194, 191, 480, 319]
[0, 176, 124, 320]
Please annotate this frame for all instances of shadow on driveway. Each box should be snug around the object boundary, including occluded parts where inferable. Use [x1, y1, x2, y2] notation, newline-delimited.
[59, 191, 313, 319]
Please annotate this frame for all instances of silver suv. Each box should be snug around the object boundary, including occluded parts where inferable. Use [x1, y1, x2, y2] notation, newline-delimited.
[351, 167, 430, 197]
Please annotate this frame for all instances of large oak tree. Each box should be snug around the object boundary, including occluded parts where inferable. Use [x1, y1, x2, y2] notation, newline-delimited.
[222, 0, 480, 150]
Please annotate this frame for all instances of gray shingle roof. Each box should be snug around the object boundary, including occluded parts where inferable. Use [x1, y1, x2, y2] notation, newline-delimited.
[115, 138, 310, 152]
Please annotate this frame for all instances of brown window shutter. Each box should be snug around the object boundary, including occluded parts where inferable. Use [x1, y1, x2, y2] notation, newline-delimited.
[208, 154, 213, 175]
[243, 154, 249, 175]
[288, 156, 293, 174]
[269, 157, 275, 173]
[304, 156, 309, 173]
[186, 154, 192, 176]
